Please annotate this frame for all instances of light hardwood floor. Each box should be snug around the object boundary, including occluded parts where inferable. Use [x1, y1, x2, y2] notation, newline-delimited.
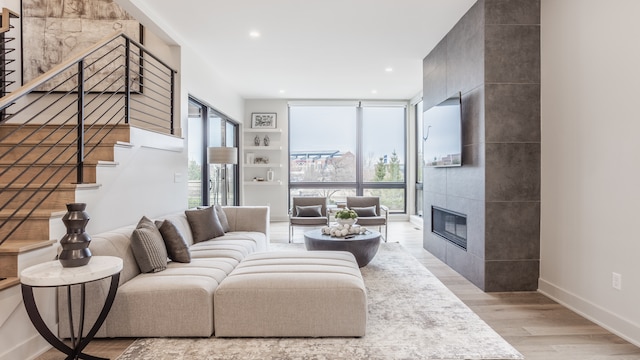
[38, 221, 640, 359]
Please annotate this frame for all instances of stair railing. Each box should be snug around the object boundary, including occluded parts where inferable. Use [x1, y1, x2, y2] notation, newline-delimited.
[0, 30, 177, 246]
[0, 8, 18, 115]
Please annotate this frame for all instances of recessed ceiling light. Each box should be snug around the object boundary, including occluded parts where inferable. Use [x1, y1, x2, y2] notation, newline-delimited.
[385, 67, 393, 72]
[249, 31, 261, 38]
[279, 90, 285, 94]
[371, 89, 378, 94]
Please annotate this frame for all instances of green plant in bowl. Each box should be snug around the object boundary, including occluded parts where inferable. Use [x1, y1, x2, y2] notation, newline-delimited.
[335, 208, 358, 220]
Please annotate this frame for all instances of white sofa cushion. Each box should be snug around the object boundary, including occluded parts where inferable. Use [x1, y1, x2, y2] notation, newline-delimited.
[104, 257, 236, 337]
[214, 251, 367, 337]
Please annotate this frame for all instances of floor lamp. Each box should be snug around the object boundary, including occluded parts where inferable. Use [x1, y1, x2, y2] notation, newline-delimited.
[208, 147, 238, 205]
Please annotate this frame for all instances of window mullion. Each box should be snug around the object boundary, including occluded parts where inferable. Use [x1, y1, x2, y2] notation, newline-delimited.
[201, 106, 211, 207]
[356, 104, 363, 196]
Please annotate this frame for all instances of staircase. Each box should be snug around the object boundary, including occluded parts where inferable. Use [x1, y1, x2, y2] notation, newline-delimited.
[0, 124, 131, 289]
[0, 10, 176, 290]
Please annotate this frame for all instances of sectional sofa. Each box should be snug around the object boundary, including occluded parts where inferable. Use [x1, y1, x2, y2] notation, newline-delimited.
[57, 205, 367, 339]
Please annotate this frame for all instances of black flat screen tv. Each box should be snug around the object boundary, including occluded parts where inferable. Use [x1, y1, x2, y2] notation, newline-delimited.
[423, 92, 462, 167]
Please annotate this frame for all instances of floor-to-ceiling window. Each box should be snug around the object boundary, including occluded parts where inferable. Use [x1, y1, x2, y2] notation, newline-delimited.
[361, 104, 406, 212]
[187, 97, 239, 207]
[289, 102, 406, 212]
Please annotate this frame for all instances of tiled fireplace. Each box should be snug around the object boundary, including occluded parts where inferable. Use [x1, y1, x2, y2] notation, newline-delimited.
[422, 0, 540, 292]
[431, 207, 467, 250]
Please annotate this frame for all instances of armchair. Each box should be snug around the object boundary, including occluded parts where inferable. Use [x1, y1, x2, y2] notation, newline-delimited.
[288, 197, 329, 243]
[346, 196, 388, 242]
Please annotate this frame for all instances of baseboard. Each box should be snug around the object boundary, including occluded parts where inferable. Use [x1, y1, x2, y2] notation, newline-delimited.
[538, 278, 640, 347]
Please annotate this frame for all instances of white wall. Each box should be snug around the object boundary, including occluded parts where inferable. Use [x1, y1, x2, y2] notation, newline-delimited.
[540, 0, 640, 345]
[76, 127, 187, 234]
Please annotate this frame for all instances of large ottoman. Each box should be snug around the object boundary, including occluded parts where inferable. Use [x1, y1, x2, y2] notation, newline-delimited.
[214, 251, 367, 337]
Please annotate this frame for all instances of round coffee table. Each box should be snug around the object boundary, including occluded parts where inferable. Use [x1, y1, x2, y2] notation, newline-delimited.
[304, 229, 381, 267]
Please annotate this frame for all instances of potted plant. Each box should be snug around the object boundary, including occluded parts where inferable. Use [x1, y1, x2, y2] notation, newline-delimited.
[335, 208, 358, 226]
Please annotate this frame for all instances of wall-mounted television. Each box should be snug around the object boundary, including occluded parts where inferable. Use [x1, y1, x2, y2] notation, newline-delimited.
[423, 92, 462, 167]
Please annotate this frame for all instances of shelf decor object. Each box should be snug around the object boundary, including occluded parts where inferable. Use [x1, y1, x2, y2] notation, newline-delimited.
[243, 126, 282, 187]
[251, 113, 277, 129]
[59, 203, 92, 268]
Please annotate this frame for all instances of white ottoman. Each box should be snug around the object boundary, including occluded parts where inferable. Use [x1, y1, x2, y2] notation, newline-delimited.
[214, 251, 367, 337]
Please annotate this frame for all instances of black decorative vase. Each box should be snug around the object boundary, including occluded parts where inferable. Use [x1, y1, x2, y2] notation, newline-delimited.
[59, 203, 92, 268]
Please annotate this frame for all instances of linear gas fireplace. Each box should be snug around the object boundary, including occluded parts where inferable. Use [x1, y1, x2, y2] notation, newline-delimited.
[431, 206, 467, 250]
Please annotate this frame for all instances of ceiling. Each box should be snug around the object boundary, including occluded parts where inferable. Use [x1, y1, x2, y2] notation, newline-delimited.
[128, 0, 476, 100]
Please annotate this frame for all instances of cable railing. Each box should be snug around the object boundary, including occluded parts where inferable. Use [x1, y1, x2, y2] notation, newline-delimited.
[0, 8, 18, 112]
[0, 30, 177, 246]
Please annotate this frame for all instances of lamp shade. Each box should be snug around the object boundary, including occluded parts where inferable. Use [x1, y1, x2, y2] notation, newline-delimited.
[208, 147, 238, 164]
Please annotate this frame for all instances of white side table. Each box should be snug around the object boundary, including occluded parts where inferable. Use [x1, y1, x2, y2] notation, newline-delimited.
[21, 256, 123, 360]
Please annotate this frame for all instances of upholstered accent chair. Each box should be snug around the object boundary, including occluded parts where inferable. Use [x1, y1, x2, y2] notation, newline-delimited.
[346, 196, 389, 242]
[288, 196, 329, 243]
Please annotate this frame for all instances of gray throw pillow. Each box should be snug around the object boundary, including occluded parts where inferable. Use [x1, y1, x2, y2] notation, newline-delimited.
[215, 204, 231, 232]
[352, 206, 377, 217]
[155, 219, 191, 263]
[296, 205, 322, 217]
[185, 206, 225, 243]
[131, 216, 168, 273]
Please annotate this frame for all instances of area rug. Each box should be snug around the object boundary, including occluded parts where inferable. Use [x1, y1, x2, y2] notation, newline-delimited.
[117, 243, 523, 360]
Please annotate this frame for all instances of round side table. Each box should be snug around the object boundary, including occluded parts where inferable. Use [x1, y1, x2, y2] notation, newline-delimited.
[20, 256, 123, 360]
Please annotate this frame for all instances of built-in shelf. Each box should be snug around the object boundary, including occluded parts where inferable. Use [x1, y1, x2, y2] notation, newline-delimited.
[244, 145, 282, 151]
[243, 128, 283, 188]
[244, 180, 282, 185]
[245, 128, 282, 133]
[244, 164, 282, 168]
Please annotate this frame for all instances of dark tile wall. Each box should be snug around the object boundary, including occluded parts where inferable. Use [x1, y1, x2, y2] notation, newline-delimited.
[423, 0, 540, 291]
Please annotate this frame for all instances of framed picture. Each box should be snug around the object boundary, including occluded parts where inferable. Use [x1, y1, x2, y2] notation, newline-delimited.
[254, 156, 270, 164]
[251, 113, 277, 129]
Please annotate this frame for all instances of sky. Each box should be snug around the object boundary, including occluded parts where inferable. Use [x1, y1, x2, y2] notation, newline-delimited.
[289, 106, 406, 165]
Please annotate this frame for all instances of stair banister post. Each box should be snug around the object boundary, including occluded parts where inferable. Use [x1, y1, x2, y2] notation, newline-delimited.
[76, 60, 84, 184]
[124, 36, 130, 124]
[170, 70, 175, 135]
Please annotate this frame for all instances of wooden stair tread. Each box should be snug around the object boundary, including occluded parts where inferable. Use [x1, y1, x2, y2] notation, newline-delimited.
[1, 183, 79, 190]
[0, 277, 20, 291]
[0, 239, 56, 254]
[0, 141, 117, 146]
[0, 209, 63, 218]
[0, 183, 99, 190]
[0, 124, 130, 130]
[0, 160, 102, 166]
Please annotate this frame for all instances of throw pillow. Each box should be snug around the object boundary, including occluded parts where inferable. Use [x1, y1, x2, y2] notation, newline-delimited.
[352, 206, 377, 217]
[131, 216, 168, 273]
[215, 204, 231, 232]
[296, 205, 322, 217]
[155, 219, 191, 263]
[185, 206, 225, 243]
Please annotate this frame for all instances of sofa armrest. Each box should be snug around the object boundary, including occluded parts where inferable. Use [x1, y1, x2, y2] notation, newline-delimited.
[222, 206, 270, 239]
